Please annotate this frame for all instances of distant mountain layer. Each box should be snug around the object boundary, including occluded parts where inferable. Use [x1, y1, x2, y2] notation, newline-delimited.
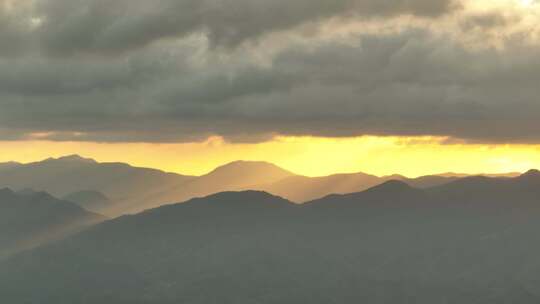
[256, 172, 461, 202]
[0, 155, 195, 215]
[0, 155, 526, 215]
[143, 160, 295, 213]
[63, 190, 112, 213]
[0, 188, 104, 259]
[2, 172, 540, 303]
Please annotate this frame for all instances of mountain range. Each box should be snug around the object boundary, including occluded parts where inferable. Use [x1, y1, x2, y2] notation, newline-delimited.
[1, 170, 540, 303]
[0, 188, 104, 259]
[0, 155, 520, 215]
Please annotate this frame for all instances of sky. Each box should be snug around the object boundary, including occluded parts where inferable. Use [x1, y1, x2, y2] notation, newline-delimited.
[1, 0, 540, 177]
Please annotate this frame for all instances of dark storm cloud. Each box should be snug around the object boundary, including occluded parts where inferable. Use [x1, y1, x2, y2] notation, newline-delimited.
[0, 0, 33, 56]
[3, 0, 459, 56]
[1, 27, 540, 144]
[1, 0, 540, 144]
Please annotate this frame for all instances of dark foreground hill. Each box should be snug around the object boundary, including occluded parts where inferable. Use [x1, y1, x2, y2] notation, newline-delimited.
[0, 189, 105, 259]
[2, 171, 540, 303]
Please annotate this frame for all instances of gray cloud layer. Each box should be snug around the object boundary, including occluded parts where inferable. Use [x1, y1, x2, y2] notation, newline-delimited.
[24, 0, 457, 55]
[0, 0, 539, 144]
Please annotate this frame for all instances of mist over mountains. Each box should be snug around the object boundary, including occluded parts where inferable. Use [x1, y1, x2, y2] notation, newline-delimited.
[2, 170, 540, 303]
[62, 190, 112, 213]
[0, 155, 519, 215]
[0, 188, 104, 259]
[0, 155, 194, 215]
[1, 155, 539, 303]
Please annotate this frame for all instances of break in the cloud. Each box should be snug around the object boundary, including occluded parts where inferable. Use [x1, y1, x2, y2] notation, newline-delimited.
[0, 0, 540, 144]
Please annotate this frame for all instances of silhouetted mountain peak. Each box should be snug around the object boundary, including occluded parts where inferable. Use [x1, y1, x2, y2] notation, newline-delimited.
[308, 180, 424, 207]
[520, 169, 540, 179]
[365, 180, 416, 194]
[0, 187, 16, 198]
[0, 161, 21, 170]
[40, 155, 97, 165]
[208, 160, 292, 176]
[193, 161, 295, 192]
[143, 190, 293, 219]
[383, 174, 407, 180]
[55, 155, 97, 163]
[189, 190, 293, 208]
[513, 169, 540, 187]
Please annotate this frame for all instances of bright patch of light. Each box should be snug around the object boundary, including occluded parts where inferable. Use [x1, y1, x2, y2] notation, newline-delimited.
[519, 0, 536, 7]
[29, 17, 43, 29]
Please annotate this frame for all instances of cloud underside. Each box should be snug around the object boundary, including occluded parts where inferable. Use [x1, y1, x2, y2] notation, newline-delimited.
[1, 0, 539, 144]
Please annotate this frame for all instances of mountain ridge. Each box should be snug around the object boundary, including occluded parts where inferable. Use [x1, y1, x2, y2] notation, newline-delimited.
[0, 188, 105, 259]
[4, 174, 540, 303]
[0, 155, 536, 215]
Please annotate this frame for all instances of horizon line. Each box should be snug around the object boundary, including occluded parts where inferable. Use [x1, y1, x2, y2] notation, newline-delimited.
[0, 153, 529, 180]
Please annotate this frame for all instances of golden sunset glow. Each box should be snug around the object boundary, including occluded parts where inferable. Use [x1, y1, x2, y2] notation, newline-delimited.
[518, 0, 536, 7]
[2, 136, 539, 177]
